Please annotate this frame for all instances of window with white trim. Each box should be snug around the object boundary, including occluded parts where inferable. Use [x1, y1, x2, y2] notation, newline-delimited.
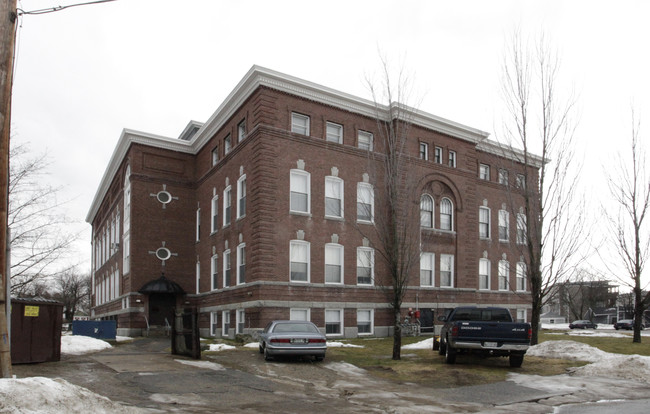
[224, 134, 232, 155]
[211, 194, 219, 233]
[516, 174, 525, 189]
[290, 240, 310, 282]
[516, 309, 527, 323]
[237, 243, 246, 285]
[237, 119, 246, 142]
[516, 262, 527, 291]
[211, 254, 219, 290]
[358, 131, 373, 151]
[123, 235, 130, 274]
[498, 260, 509, 291]
[479, 258, 490, 290]
[236, 309, 245, 334]
[325, 176, 343, 218]
[479, 207, 490, 239]
[516, 213, 527, 245]
[356, 247, 374, 285]
[326, 122, 343, 144]
[498, 209, 509, 241]
[325, 309, 343, 336]
[357, 309, 373, 335]
[419, 142, 428, 160]
[498, 169, 508, 185]
[195, 208, 201, 241]
[434, 146, 443, 164]
[211, 311, 219, 336]
[291, 112, 310, 135]
[290, 170, 310, 214]
[223, 249, 231, 287]
[420, 252, 435, 286]
[237, 175, 246, 219]
[290, 308, 310, 321]
[223, 186, 232, 226]
[211, 146, 219, 166]
[440, 198, 453, 231]
[479, 163, 490, 180]
[195, 260, 201, 294]
[357, 182, 374, 222]
[420, 194, 434, 228]
[325, 244, 343, 284]
[222, 311, 230, 337]
[440, 254, 454, 287]
[449, 150, 457, 168]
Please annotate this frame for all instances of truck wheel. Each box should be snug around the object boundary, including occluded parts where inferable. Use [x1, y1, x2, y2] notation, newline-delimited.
[509, 353, 524, 368]
[438, 337, 446, 355]
[444, 340, 456, 364]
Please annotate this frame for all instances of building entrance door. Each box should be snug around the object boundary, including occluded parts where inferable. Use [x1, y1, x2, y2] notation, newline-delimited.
[148, 293, 175, 326]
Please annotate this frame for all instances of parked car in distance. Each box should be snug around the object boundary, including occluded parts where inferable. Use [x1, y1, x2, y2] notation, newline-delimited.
[613, 319, 646, 330]
[569, 320, 598, 329]
[259, 320, 327, 361]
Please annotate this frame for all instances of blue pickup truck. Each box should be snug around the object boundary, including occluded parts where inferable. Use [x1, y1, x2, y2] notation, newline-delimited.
[435, 307, 531, 367]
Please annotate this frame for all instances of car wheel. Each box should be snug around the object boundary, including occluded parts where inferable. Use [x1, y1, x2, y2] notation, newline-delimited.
[438, 337, 446, 356]
[444, 338, 456, 364]
[259, 344, 264, 354]
[509, 353, 524, 368]
[263, 346, 272, 361]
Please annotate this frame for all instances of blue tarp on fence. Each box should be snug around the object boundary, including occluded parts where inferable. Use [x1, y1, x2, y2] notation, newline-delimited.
[71, 320, 117, 340]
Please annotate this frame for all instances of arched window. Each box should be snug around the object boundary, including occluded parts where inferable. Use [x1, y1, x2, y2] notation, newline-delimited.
[420, 195, 434, 228]
[440, 198, 453, 231]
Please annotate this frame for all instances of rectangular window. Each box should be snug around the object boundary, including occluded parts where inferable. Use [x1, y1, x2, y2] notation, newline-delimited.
[498, 260, 509, 291]
[516, 174, 525, 189]
[498, 169, 509, 185]
[434, 146, 443, 164]
[290, 241, 309, 282]
[123, 235, 130, 274]
[499, 210, 509, 241]
[236, 309, 245, 334]
[358, 131, 373, 151]
[356, 247, 374, 285]
[419, 142, 429, 160]
[357, 309, 373, 335]
[516, 309, 527, 323]
[479, 258, 490, 290]
[222, 311, 230, 337]
[325, 309, 343, 336]
[223, 249, 231, 287]
[420, 252, 435, 286]
[211, 146, 219, 166]
[516, 213, 527, 244]
[449, 150, 457, 168]
[325, 244, 343, 284]
[211, 254, 218, 290]
[325, 177, 343, 218]
[238, 119, 246, 142]
[291, 112, 310, 135]
[224, 134, 232, 155]
[326, 122, 343, 144]
[479, 207, 490, 239]
[357, 183, 374, 222]
[290, 308, 310, 321]
[195, 208, 201, 242]
[211, 195, 218, 233]
[195, 261, 201, 294]
[223, 187, 232, 226]
[211, 311, 219, 336]
[516, 262, 527, 291]
[237, 243, 246, 285]
[237, 175, 246, 219]
[479, 164, 490, 180]
[440, 254, 454, 287]
[290, 170, 310, 213]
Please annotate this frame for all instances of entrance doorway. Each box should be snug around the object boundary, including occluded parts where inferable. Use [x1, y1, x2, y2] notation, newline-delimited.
[148, 293, 176, 326]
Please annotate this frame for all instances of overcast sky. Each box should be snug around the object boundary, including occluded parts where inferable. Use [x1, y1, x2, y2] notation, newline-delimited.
[10, 0, 650, 283]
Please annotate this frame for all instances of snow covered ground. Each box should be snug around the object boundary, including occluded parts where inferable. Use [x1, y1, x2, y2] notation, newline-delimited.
[2, 327, 649, 413]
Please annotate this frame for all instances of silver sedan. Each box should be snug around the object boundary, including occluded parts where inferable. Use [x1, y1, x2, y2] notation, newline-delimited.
[259, 320, 327, 361]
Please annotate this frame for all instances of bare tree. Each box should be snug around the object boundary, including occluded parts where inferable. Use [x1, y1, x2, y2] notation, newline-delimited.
[602, 113, 650, 343]
[9, 140, 78, 296]
[52, 269, 91, 322]
[361, 60, 422, 360]
[497, 32, 585, 344]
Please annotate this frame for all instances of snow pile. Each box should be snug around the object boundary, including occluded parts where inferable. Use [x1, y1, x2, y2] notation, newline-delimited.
[61, 335, 112, 355]
[327, 341, 364, 348]
[244, 342, 259, 349]
[526, 340, 610, 362]
[175, 359, 225, 371]
[0, 377, 145, 413]
[402, 337, 433, 350]
[208, 343, 236, 352]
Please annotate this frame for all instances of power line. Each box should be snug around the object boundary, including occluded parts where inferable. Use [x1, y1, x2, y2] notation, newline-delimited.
[17, 0, 117, 16]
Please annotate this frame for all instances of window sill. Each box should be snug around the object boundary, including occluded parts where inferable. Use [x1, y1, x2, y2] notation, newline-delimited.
[290, 211, 312, 218]
[325, 215, 344, 221]
[356, 219, 374, 225]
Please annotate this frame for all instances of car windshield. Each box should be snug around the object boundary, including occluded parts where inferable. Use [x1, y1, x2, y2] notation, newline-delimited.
[272, 323, 319, 333]
[450, 309, 512, 322]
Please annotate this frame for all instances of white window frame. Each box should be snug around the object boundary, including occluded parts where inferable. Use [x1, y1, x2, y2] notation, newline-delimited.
[516, 213, 527, 245]
[223, 249, 231, 287]
[290, 169, 311, 214]
[357, 309, 374, 336]
[498, 169, 509, 185]
[356, 247, 374, 286]
[516, 262, 527, 292]
[195, 260, 201, 294]
[236, 309, 245, 334]
[211, 254, 219, 290]
[325, 309, 343, 336]
[440, 198, 453, 231]
[357, 182, 374, 223]
[516, 309, 527, 323]
[420, 194, 434, 228]
[499, 209, 509, 242]
[479, 207, 490, 239]
[123, 235, 130, 274]
[211, 194, 219, 233]
[223, 186, 232, 227]
[325, 243, 344, 285]
[210, 311, 219, 336]
[479, 163, 490, 180]
[420, 252, 435, 287]
[516, 173, 526, 189]
[440, 254, 454, 288]
[419, 142, 429, 160]
[449, 150, 457, 168]
[434, 146, 443, 164]
[479, 258, 491, 290]
[237, 175, 246, 219]
[326, 122, 343, 144]
[290, 308, 310, 321]
[195, 208, 201, 241]
[238, 119, 246, 142]
[291, 112, 310, 135]
[358, 130, 373, 151]
[498, 260, 510, 291]
[290, 240, 310, 283]
[222, 311, 230, 337]
[211, 146, 219, 166]
[237, 242, 246, 285]
[224, 134, 232, 155]
[325, 176, 344, 219]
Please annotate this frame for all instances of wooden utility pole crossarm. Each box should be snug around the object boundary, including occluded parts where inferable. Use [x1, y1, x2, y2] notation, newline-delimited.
[0, 0, 18, 378]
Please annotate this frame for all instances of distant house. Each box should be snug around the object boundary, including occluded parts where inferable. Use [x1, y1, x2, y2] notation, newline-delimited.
[543, 279, 618, 323]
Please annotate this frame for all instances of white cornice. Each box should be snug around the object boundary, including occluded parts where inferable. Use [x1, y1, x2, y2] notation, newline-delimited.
[476, 139, 545, 168]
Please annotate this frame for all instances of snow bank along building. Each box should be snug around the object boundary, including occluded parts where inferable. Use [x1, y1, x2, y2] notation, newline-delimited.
[87, 66, 540, 338]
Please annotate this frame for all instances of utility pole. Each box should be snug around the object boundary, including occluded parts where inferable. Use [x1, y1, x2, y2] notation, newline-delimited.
[0, 0, 17, 378]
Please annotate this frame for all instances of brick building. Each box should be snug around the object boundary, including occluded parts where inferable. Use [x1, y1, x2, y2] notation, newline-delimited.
[86, 66, 540, 337]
